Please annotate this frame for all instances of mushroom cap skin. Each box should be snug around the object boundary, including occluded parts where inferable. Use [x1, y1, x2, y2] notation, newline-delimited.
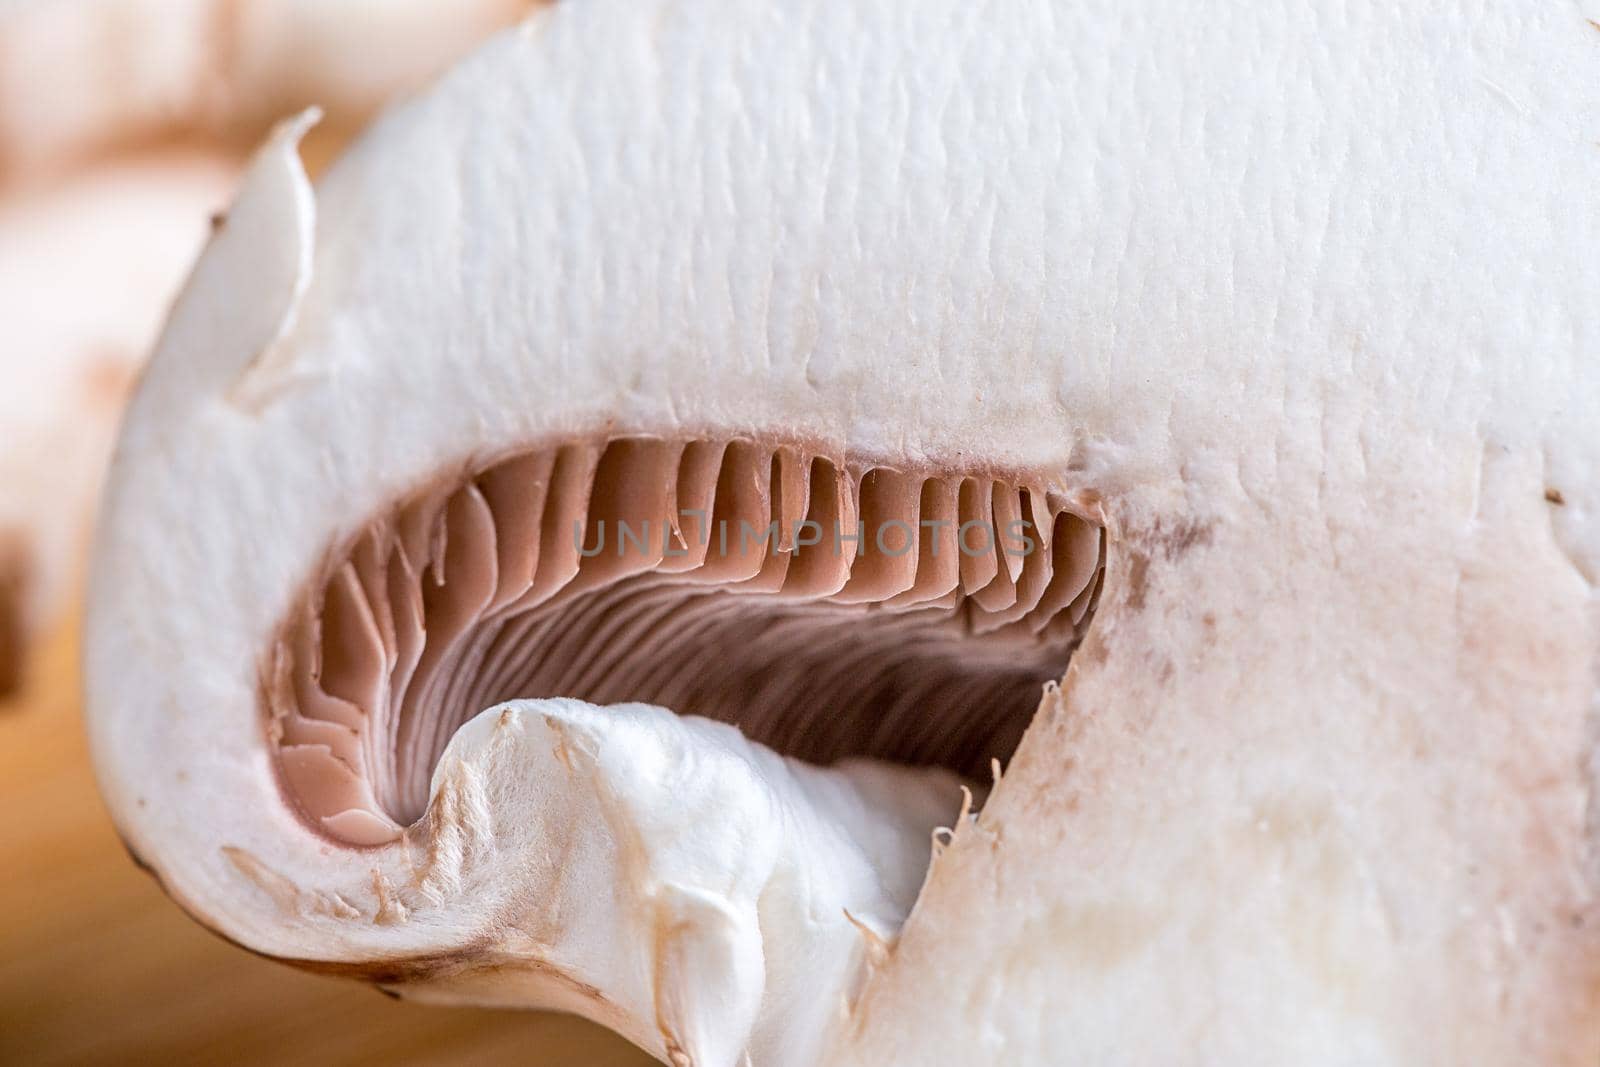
[87, 2, 1600, 1066]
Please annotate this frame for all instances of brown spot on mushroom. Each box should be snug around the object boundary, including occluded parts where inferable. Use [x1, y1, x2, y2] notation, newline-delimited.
[1546, 487, 1566, 506]
[1123, 551, 1151, 614]
[371, 870, 409, 925]
[1156, 518, 1213, 557]
[221, 845, 303, 915]
[313, 891, 362, 920]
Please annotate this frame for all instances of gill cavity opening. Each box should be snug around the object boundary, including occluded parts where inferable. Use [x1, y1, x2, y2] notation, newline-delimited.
[265, 435, 1106, 844]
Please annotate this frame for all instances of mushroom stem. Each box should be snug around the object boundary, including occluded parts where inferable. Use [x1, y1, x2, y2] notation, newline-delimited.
[426, 697, 967, 1067]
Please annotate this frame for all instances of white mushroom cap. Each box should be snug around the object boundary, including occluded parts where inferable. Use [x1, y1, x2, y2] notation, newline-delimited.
[88, 2, 1600, 1064]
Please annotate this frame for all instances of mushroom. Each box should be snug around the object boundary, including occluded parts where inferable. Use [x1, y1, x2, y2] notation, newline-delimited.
[0, 151, 234, 695]
[87, 2, 1600, 1065]
[0, 0, 539, 177]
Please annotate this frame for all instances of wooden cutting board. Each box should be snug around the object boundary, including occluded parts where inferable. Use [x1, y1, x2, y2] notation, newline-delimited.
[0, 614, 652, 1066]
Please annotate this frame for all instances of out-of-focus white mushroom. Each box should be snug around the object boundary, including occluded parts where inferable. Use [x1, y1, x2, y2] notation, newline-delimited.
[0, 0, 539, 178]
[0, 151, 233, 690]
[0, 0, 542, 692]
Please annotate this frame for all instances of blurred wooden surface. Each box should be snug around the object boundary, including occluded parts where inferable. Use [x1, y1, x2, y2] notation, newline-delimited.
[0, 616, 654, 1066]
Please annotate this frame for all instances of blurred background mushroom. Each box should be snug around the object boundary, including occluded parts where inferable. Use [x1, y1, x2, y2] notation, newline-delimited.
[0, 0, 537, 693]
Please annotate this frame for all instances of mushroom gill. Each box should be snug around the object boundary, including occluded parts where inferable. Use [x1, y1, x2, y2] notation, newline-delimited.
[267, 435, 1106, 844]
